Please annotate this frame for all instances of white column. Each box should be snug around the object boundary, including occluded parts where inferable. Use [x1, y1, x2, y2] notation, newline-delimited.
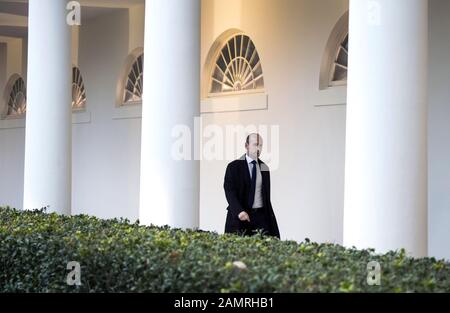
[344, 0, 428, 257]
[139, 0, 200, 228]
[23, 0, 72, 214]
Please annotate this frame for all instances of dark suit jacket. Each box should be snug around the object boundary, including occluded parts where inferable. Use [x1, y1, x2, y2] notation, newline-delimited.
[223, 155, 280, 238]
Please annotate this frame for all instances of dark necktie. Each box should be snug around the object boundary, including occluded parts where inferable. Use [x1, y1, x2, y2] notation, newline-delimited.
[248, 160, 257, 209]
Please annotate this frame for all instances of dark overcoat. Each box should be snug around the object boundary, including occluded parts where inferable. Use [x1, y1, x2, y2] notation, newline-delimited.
[223, 155, 280, 238]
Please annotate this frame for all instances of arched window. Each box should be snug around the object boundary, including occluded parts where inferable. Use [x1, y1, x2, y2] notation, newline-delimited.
[3, 74, 26, 118]
[122, 52, 143, 105]
[330, 34, 348, 84]
[319, 11, 349, 90]
[209, 33, 264, 96]
[72, 66, 86, 110]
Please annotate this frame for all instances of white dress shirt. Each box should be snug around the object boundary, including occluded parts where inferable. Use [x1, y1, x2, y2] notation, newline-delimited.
[246, 154, 263, 209]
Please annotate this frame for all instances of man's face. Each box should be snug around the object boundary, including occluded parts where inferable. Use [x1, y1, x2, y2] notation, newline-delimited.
[246, 134, 263, 160]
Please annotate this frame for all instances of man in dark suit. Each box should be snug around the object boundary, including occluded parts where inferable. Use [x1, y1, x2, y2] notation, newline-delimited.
[224, 133, 280, 238]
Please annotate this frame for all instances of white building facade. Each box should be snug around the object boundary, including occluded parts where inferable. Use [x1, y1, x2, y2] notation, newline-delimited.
[0, 0, 449, 259]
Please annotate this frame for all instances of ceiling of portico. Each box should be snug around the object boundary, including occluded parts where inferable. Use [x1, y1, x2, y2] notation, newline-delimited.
[0, 0, 144, 41]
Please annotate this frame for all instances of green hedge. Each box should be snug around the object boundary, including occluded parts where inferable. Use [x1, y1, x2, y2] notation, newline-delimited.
[0, 206, 449, 293]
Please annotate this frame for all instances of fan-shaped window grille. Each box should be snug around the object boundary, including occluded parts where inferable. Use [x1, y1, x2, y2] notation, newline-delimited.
[210, 34, 264, 95]
[123, 53, 143, 105]
[319, 11, 349, 90]
[6, 76, 26, 117]
[72, 67, 86, 110]
[330, 34, 348, 84]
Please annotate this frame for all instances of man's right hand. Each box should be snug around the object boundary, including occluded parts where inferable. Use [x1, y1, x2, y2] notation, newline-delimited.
[238, 211, 250, 222]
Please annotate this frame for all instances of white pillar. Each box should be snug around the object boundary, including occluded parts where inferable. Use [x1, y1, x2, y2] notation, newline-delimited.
[139, 0, 200, 228]
[23, 0, 72, 214]
[344, 0, 428, 257]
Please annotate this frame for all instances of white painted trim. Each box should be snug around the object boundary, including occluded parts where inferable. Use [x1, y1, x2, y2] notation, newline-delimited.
[319, 11, 349, 90]
[202, 29, 267, 100]
[0, 116, 25, 129]
[72, 110, 91, 124]
[201, 92, 268, 113]
[116, 47, 143, 108]
[202, 28, 242, 100]
[0, 110, 92, 129]
[112, 103, 142, 119]
[313, 85, 347, 107]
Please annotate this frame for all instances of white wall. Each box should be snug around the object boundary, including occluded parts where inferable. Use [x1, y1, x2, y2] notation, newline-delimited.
[72, 8, 143, 220]
[128, 4, 145, 51]
[0, 38, 26, 210]
[429, 0, 450, 260]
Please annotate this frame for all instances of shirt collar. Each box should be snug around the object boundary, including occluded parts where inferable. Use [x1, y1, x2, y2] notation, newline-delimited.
[245, 154, 257, 164]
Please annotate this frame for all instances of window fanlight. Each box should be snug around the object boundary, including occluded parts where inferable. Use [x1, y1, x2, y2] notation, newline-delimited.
[330, 34, 348, 85]
[5, 76, 26, 117]
[72, 66, 86, 110]
[210, 34, 264, 95]
[123, 53, 144, 105]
